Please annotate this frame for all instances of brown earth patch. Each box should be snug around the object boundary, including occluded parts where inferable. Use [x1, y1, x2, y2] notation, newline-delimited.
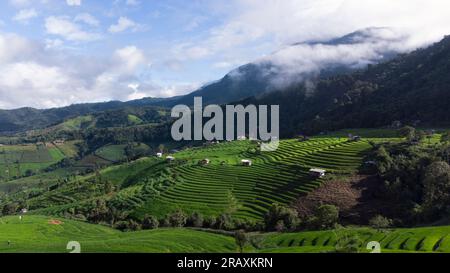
[294, 175, 399, 225]
[48, 219, 63, 225]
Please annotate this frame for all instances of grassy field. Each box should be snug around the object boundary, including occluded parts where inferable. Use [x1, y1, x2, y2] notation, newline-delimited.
[55, 140, 81, 158]
[94, 143, 150, 162]
[2, 215, 450, 253]
[95, 144, 128, 162]
[0, 216, 236, 253]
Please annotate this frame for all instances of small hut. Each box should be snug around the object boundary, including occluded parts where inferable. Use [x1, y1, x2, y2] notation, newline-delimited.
[241, 159, 252, 167]
[309, 168, 326, 178]
[166, 156, 175, 162]
[199, 159, 210, 166]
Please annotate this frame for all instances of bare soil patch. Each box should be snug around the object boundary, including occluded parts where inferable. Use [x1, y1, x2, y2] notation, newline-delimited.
[48, 219, 63, 225]
[294, 175, 399, 224]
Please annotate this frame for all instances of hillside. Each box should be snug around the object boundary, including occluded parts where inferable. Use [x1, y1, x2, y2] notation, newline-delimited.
[0, 100, 171, 134]
[0, 216, 235, 253]
[0, 28, 403, 134]
[0, 130, 399, 222]
[176, 27, 401, 107]
[244, 35, 450, 136]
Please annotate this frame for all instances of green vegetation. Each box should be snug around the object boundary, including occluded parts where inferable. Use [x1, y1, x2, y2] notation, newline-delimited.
[259, 225, 450, 253]
[134, 137, 378, 219]
[0, 216, 235, 253]
[95, 144, 127, 162]
[2, 215, 450, 253]
[367, 129, 450, 225]
[0, 144, 66, 180]
[1, 130, 399, 226]
[0, 127, 449, 253]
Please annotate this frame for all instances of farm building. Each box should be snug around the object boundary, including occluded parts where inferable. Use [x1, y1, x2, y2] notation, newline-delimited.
[198, 159, 210, 166]
[347, 134, 361, 141]
[309, 168, 326, 178]
[241, 159, 252, 166]
[166, 156, 175, 162]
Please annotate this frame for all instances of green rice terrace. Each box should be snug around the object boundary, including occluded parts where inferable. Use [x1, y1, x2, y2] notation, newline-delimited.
[2, 215, 450, 253]
[15, 130, 402, 222]
[1, 128, 449, 254]
[133, 136, 389, 219]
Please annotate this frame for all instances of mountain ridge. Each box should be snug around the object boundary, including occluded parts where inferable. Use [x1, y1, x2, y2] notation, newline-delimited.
[0, 28, 426, 133]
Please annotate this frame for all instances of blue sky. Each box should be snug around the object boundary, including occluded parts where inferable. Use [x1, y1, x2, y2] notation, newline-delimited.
[1, 0, 450, 109]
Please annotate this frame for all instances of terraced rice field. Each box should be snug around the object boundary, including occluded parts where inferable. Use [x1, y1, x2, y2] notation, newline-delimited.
[134, 137, 376, 220]
[2, 215, 450, 253]
[260, 225, 450, 253]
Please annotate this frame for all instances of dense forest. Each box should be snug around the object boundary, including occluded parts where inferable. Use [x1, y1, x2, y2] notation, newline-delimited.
[243, 36, 450, 136]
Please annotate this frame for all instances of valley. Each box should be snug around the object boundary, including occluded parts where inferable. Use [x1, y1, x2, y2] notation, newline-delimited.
[0, 124, 449, 253]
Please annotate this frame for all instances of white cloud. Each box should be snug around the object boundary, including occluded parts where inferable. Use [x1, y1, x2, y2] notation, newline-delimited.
[108, 17, 140, 33]
[173, 0, 450, 65]
[0, 33, 38, 64]
[74, 13, 99, 27]
[45, 38, 64, 49]
[12, 9, 38, 24]
[252, 27, 414, 89]
[0, 31, 157, 109]
[112, 45, 147, 74]
[66, 0, 81, 6]
[230, 0, 450, 48]
[3, 0, 450, 109]
[45, 16, 101, 42]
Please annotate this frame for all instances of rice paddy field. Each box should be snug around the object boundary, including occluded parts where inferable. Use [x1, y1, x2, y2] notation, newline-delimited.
[132, 135, 396, 220]
[0, 144, 66, 180]
[2, 215, 450, 253]
[259, 225, 450, 253]
[0, 129, 404, 224]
